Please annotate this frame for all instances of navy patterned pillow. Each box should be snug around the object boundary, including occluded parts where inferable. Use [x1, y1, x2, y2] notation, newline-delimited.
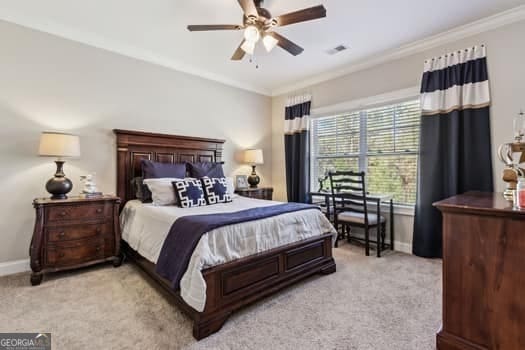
[188, 162, 225, 178]
[200, 177, 232, 205]
[172, 179, 207, 208]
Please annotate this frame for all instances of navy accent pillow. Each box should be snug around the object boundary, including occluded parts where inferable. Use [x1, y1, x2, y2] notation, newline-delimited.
[172, 179, 207, 208]
[131, 176, 152, 203]
[201, 177, 232, 205]
[141, 160, 187, 179]
[188, 162, 225, 178]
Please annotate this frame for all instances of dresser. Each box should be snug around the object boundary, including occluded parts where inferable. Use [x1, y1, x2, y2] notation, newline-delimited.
[235, 187, 273, 200]
[30, 196, 122, 285]
[434, 192, 525, 350]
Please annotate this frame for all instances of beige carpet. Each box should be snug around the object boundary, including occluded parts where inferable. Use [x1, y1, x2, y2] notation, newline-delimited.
[0, 243, 441, 350]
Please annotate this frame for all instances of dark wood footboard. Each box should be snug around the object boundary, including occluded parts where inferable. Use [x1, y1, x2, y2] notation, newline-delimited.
[122, 232, 335, 340]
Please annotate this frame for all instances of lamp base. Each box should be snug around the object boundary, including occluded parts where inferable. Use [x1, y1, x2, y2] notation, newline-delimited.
[248, 165, 260, 188]
[46, 161, 73, 200]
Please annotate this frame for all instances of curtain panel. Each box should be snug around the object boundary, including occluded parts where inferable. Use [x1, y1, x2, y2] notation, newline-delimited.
[284, 95, 311, 203]
[413, 46, 494, 258]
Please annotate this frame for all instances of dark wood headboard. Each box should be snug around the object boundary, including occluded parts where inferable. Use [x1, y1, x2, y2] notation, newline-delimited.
[114, 129, 225, 208]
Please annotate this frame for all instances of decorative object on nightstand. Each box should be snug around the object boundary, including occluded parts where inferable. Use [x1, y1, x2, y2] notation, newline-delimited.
[235, 187, 273, 200]
[235, 175, 249, 189]
[244, 149, 264, 188]
[39, 132, 81, 200]
[79, 173, 102, 198]
[29, 195, 122, 286]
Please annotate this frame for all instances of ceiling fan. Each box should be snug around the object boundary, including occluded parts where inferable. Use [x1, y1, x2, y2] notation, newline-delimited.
[187, 0, 327, 60]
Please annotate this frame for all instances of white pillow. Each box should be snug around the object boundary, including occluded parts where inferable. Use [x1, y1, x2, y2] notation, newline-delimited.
[144, 177, 236, 206]
[225, 177, 239, 198]
[143, 178, 183, 206]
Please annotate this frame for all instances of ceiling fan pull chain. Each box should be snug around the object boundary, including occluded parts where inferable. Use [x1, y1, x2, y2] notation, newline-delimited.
[249, 55, 259, 69]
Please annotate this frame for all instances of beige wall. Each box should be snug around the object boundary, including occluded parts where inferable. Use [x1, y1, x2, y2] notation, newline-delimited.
[0, 20, 272, 263]
[1, 18, 524, 263]
[272, 20, 525, 249]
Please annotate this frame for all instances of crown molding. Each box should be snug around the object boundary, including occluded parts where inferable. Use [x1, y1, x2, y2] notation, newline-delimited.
[271, 4, 525, 96]
[0, 10, 272, 96]
[1, 5, 523, 98]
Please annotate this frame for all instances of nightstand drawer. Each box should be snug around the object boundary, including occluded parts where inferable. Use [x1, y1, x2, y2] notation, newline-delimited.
[46, 238, 106, 266]
[47, 223, 111, 242]
[47, 203, 108, 222]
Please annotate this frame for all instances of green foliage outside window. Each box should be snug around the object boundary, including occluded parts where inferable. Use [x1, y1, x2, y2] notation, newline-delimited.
[312, 99, 420, 206]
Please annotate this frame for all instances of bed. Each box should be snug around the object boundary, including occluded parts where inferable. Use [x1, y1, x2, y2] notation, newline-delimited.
[114, 129, 336, 340]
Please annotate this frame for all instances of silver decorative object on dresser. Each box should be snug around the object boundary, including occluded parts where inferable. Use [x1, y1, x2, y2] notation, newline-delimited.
[497, 110, 525, 201]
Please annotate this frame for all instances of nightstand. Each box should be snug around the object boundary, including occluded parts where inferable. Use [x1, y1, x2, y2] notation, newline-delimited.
[30, 195, 122, 285]
[234, 187, 273, 200]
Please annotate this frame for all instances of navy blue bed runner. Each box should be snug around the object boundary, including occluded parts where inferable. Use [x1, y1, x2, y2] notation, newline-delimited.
[155, 202, 319, 290]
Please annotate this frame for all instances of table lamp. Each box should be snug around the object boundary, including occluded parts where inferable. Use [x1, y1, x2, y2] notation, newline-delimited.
[39, 132, 81, 199]
[244, 149, 264, 188]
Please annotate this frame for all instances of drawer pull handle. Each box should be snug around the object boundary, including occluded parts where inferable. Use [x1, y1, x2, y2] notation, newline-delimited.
[59, 232, 66, 238]
[96, 227, 102, 234]
[60, 211, 67, 216]
[58, 252, 65, 258]
[96, 246, 101, 252]
[96, 208, 103, 214]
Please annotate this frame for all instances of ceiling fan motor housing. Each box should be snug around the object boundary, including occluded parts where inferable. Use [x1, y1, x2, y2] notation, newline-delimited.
[244, 1, 272, 26]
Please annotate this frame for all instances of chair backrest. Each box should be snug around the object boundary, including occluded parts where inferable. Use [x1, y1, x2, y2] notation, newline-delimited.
[328, 171, 369, 224]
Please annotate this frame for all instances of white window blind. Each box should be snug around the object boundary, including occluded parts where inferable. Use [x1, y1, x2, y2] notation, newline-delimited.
[311, 99, 420, 205]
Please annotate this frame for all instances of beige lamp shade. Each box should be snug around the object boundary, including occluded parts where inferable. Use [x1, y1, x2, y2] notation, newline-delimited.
[38, 132, 81, 158]
[244, 149, 264, 165]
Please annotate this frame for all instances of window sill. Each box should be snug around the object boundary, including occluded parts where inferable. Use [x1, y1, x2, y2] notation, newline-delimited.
[384, 204, 415, 216]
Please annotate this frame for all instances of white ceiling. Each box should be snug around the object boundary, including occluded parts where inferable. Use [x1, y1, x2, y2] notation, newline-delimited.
[0, 0, 524, 95]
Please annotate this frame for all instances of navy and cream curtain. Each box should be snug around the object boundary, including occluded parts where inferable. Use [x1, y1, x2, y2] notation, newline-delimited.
[413, 45, 493, 258]
[285, 95, 311, 203]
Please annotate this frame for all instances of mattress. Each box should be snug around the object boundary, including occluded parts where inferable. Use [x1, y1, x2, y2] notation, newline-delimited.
[120, 196, 336, 311]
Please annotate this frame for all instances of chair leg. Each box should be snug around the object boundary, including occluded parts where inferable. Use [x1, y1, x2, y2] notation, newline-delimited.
[381, 223, 386, 251]
[390, 221, 394, 251]
[334, 223, 339, 248]
[365, 226, 370, 256]
[376, 226, 381, 258]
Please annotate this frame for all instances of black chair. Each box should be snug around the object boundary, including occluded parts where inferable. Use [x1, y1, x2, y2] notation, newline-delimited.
[329, 171, 387, 257]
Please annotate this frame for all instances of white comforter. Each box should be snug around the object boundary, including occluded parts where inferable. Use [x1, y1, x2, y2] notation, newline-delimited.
[120, 196, 336, 312]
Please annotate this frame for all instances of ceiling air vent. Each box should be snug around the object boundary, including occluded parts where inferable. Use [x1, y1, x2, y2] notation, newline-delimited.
[326, 45, 349, 55]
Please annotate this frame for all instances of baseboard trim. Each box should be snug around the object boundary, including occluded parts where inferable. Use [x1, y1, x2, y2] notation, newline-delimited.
[0, 259, 30, 276]
[394, 241, 412, 254]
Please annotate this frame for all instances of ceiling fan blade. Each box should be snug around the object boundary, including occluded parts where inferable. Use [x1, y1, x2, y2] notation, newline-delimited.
[237, 0, 258, 18]
[268, 32, 304, 56]
[187, 24, 242, 31]
[231, 40, 246, 60]
[275, 5, 326, 27]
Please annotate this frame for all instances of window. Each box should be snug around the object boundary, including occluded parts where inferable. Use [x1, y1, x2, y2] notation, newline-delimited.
[311, 99, 420, 206]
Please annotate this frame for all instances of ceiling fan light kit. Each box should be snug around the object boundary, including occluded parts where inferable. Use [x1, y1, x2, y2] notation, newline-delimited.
[187, 0, 327, 61]
[263, 34, 279, 52]
[243, 25, 261, 43]
[241, 40, 256, 55]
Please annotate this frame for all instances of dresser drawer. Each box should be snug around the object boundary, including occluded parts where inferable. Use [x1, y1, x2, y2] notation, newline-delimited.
[47, 223, 112, 242]
[46, 238, 115, 266]
[47, 203, 109, 222]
